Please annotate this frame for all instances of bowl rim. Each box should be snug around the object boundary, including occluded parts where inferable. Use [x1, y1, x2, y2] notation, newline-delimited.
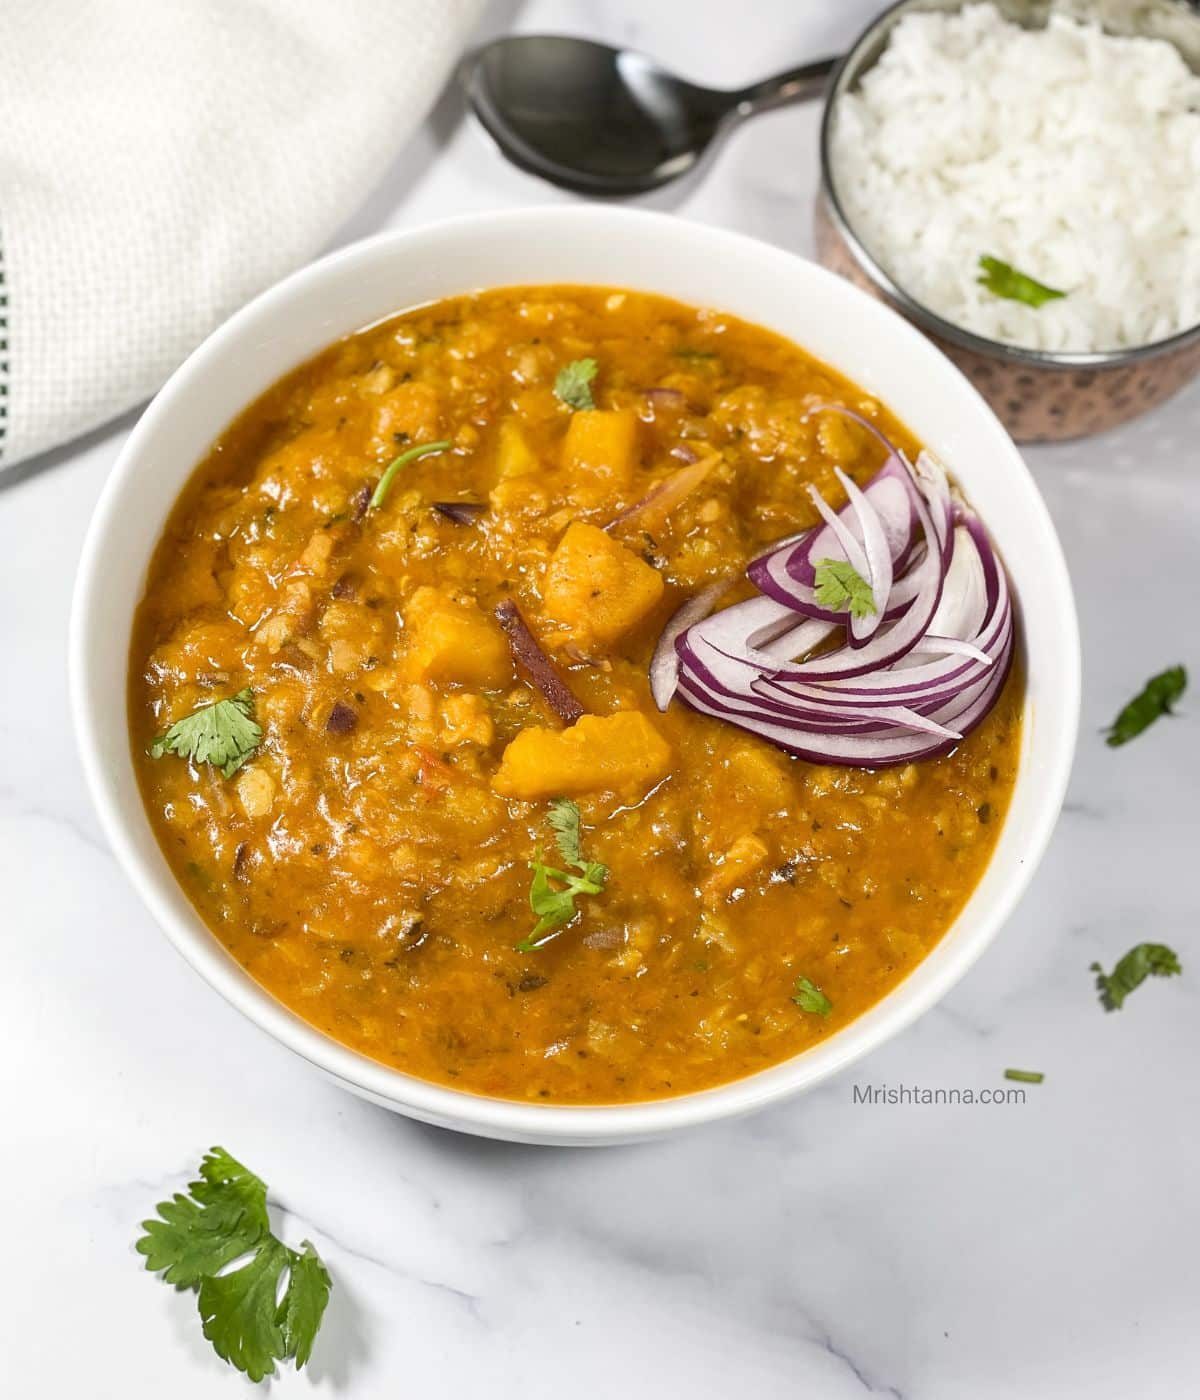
[818, 0, 1200, 370]
[69, 204, 1081, 1144]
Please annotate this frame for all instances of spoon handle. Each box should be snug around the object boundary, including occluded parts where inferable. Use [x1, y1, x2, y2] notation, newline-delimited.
[733, 56, 839, 116]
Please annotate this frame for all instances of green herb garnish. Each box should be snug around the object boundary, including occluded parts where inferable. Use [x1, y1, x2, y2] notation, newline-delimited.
[792, 976, 832, 1017]
[977, 255, 1066, 308]
[369, 439, 452, 510]
[137, 1147, 331, 1383]
[675, 347, 718, 363]
[813, 558, 877, 621]
[1092, 943, 1181, 1011]
[518, 798, 609, 951]
[150, 688, 262, 778]
[1004, 1068, 1044, 1084]
[553, 359, 598, 411]
[1105, 665, 1187, 747]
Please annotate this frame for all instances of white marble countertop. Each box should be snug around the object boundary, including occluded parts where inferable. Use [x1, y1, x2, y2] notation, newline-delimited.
[4, 1, 1199, 1395]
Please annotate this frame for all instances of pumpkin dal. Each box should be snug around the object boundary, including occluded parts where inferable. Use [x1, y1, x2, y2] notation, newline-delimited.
[129, 286, 1021, 1104]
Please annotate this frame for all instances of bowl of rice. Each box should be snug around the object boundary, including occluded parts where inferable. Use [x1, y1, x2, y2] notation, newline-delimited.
[818, 0, 1200, 442]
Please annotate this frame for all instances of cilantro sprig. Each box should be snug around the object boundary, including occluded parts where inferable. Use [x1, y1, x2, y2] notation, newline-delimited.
[1092, 943, 1182, 1011]
[792, 976, 832, 1017]
[813, 558, 876, 621]
[554, 359, 598, 411]
[1004, 1068, 1044, 1084]
[977, 255, 1066, 308]
[1105, 665, 1187, 747]
[369, 439, 452, 510]
[137, 1147, 331, 1383]
[150, 689, 262, 779]
[518, 798, 609, 951]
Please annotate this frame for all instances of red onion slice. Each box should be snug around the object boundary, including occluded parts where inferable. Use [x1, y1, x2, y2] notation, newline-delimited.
[433, 501, 486, 524]
[495, 600, 585, 724]
[678, 636, 1011, 768]
[606, 454, 717, 534]
[652, 422, 1014, 767]
[747, 455, 920, 625]
[762, 479, 946, 682]
[676, 638, 960, 739]
[834, 466, 892, 644]
[649, 577, 734, 711]
[808, 480, 871, 580]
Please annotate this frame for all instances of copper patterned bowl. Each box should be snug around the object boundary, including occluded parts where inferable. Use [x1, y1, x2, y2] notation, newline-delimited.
[816, 0, 1200, 444]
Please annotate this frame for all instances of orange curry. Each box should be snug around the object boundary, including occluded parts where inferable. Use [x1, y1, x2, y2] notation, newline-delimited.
[130, 286, 1022, 1104]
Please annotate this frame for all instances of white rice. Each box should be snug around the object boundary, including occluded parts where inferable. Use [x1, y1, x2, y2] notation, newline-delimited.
[830, 3, 1200, 352]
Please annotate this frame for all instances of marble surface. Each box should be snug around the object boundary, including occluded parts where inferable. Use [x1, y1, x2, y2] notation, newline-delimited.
[4, 1, 1199, 1395]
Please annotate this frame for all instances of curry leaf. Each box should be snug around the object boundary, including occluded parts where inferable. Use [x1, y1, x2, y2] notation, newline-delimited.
[150, 689, 262, 779]
[1092, 944, 1181, 1011]
[1105, 666, 1187, 747]
[554, 359, 598, 411]
[977, 255, 1066, 308]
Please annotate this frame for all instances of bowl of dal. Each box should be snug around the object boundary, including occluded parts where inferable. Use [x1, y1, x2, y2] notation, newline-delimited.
[70, 206, 1080, 1144]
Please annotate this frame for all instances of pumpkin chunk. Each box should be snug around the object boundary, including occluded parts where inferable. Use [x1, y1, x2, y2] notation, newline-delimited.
[492, 711, 671, 801]
[543, 521, 664, 647]
[496, 420, 540, 478]
[402, 587, 511, 688]
[560, 408, 639, 487]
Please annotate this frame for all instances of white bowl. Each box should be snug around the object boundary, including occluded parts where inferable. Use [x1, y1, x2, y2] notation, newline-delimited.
[70, 206, 1080, 1146]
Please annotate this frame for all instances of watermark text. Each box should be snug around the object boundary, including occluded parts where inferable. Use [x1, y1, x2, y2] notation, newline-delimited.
[852, 1082, 1028, 1106]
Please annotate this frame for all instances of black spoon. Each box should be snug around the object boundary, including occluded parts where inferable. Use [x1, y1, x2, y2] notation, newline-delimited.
[462, 35, 838, 196]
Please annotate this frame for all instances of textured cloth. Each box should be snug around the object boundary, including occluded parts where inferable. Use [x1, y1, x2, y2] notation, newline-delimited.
[0, 0, 484, 469]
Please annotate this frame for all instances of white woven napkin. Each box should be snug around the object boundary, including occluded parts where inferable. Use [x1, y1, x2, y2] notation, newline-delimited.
[0, 0, 484, 470]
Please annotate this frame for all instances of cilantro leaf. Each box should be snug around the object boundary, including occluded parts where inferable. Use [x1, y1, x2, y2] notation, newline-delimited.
[279, 1241, 333, 1370]
[554, 358, 598, 411]
[199, 1237, 290, 1384]
[198, 1236, 332, 1382]
[1105, 665, 1186, 747]
[135, 1191, 261, 1288]
[192, 1146, 271, 1223]
[518, 801, 609, 950]
[813, 558, 876, 621]
[138, 1147, 332, 1383]
[1091, 943, 1181, 1011]
[369, 439, 452, 510]
[548, 796, 584, 867]
[150, 689, 262, 779]
[581, 858, 609, 887]
[136, 1147, 269, 1287]
[523, 859, 579, 947]
[977, 255, 1066, 308]
[792, 976, 832, 1016]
